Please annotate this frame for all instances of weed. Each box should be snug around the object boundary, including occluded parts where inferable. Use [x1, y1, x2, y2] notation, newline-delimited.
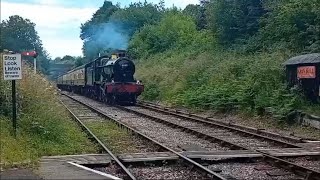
[0, 59, 98, 169]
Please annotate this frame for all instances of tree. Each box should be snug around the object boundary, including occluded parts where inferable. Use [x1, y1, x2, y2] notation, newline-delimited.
[206, 0, 266, 45]
[128, 12, 207, 58]
[74, 56, 86, 67]
[53, 57, 62, 62]
[0, 15, 50, 74]
[183, 5, 202, 26]
[183, 0, 209, 30]
[254, 0, 320, 52]
[80, 1, 119, 41]
[0, 15, 43, 52]
[61, 55, 75, 61]
[109, 1, 163, 36]
[80, 1, 120, 59]
[80, 1, 164, 59]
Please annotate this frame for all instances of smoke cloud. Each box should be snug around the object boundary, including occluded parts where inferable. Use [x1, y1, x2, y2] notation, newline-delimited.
[84, 21, 129, 57]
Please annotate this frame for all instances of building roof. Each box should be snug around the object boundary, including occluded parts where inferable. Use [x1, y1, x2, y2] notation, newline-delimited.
[284, 53, 320, 65]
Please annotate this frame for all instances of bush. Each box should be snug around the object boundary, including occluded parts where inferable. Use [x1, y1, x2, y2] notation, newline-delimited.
[129, 11, 215, 59]
[136, 50, 305, 121]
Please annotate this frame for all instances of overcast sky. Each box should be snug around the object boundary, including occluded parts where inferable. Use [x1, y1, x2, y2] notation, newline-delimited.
[1, 0, 198, 58]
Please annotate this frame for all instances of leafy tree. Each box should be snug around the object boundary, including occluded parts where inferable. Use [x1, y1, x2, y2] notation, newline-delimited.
[80, 1, 119, 41]
[109, 1, 163, 36]
[61, 55, 75, 61]
[206, 0, 266, 45]
[80, 1, 120, 59]
[183, 0, 209, 30]
[253, 0, 320, 52]
[0, 15, 50, 74]
[80, 1, 164, 59]
[129, 11, 211, 58]
[53, 57, 62, 62]
[0, 15, 42, 52]
[183, 5, 202, 26]
[74, 56, 86, 67]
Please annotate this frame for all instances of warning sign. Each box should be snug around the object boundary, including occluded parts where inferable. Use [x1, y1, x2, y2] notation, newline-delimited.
[297, 66, 316, 79]
[3, 54, 22, 80]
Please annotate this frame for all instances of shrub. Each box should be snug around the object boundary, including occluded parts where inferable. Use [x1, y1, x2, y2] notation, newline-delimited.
[136, 50, 305, 121]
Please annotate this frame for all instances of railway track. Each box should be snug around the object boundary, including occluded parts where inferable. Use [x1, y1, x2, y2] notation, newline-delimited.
[60, 95, 224, 180]
[60, 92, 320, 179]
[137, 101, 319, 143]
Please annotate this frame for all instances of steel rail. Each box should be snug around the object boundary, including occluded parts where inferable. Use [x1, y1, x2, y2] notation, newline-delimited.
[137, 102, 302, 148]
[61, 93, 227, 180]
[118, 105, 320, 180]
[117, 106, 249, 150]
[260, 153, 320, 180]
[59, 98, 137, 180]
[138, 101, 318, 143]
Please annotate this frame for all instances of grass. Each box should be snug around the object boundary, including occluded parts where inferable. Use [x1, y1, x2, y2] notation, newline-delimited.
[0, 60, 99, 170]
[302, 105, 320, 117]
[85, 120, 142, 154]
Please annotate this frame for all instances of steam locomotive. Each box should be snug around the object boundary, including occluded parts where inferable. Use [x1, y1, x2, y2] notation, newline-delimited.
[56, 50, 144, 105]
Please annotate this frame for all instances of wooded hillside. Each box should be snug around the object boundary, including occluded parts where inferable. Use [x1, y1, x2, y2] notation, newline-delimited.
[80, 0, 320, 122]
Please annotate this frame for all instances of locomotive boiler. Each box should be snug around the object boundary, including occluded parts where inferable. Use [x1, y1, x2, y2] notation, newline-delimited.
[56, 50, 144, 105]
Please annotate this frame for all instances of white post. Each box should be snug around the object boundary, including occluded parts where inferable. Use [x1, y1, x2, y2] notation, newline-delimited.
[34, 57, 36, 74]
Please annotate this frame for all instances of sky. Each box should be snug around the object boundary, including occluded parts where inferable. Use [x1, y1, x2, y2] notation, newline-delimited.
[1, 0, 198, 58]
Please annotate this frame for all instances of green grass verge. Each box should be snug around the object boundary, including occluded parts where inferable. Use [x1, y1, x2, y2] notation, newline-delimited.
[85, 120, 142, 154]
[0, 114, 98, 169]
[0, 62, 99, 170]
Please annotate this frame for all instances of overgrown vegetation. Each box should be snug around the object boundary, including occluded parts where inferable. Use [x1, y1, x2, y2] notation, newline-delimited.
[0, 59, 98, 169]
[79, 0, 319, 123]
[136, 50, 306, 121]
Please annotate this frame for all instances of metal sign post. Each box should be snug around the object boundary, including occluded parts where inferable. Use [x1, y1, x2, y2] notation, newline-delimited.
[34, 57, 36, 74]
[12, 80, 17, 137]
[3, 53, 22, 138]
